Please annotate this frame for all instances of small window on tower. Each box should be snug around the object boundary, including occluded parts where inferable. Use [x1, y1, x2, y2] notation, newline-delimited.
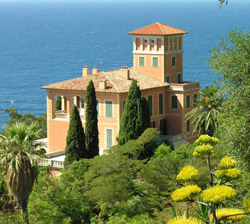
[166, 76, 170, 83]
[172, 56, 176, 67]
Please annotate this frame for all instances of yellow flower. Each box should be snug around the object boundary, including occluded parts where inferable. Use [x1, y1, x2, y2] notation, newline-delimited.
[195, 135, 219, 146]
[177, 166, 199, 181]
[201, 185, 236, 203]
[243, 199, 250, 212]
[210, 208, 245, 222]
[167, 216, 202, 224]
[216, 168, 241, 180]
[218, 156, 237, 169]
[171, 185, 201, 202]
[193, 144, 213, 158]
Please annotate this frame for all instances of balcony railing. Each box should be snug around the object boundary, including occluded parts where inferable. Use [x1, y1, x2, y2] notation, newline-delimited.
[54, 110, 67, 119]
[38, 159, 64, 169]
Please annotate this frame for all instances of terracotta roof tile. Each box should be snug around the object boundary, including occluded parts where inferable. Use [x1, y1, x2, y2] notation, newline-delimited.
[42, 68, 168, 93]
[128, 22, 187, 36]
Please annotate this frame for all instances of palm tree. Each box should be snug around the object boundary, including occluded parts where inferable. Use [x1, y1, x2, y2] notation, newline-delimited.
[0, 122, 45, 224]
[186, 85, 223, 136]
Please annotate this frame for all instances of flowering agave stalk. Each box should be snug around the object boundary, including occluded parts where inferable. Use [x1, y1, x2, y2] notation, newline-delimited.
[169, 135, 250, 224]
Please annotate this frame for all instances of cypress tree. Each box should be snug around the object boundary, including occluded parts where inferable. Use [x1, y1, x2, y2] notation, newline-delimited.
[118, 79, 150, 145]
[85, 80, 99, 158]
[64, 106, 86, 169]
[55, 95, 61, 111]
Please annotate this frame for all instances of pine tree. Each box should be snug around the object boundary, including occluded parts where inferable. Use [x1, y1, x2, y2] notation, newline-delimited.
[55, 95, 61, 111]
[64, 106, 86, 169]
[85, 80, 99, 158]
[118, 79, 150, 145]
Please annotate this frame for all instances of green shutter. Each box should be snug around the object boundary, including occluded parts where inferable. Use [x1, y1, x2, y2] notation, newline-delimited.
[171, 96, 178, 109]
[159, 93, 163, 115]
[187, 119, 190, 132]
[148, 95, 153, 116]
[139, 57, 144, 67]
[96, 100, 99, 116]
[106, 129, 113, 148]
[172, 56, 176, 66]
[106, 101, 112, 118]
[187, 95, 190, 108]
[194, 94, 198, 106]
[152, 57, 158, 67]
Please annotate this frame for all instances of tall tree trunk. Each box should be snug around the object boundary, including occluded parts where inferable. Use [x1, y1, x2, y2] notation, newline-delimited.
[21, 205, 29, 224]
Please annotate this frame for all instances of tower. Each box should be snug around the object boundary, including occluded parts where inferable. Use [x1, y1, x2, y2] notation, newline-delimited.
[128, 22, 187, 83]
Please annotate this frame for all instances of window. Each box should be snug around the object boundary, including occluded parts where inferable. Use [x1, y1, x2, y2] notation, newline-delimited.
[151, 39, 155, 44]
[160, 119, 167, 135]
[105, 101, 113, 118]
[106, 129, 113, 148]
[171, 95, 178, 109]
[186, 119, 190, 132]
[139, 57, 144, 67]
[172, 56, 176, 67]
[178, 73, 182, 83]
[166, 76, 170, 83]
[151, 121, 155, 128]
[148, 95, 153, 116]
[143, 39, 148, 44]
[96, 100, 99, 117]
[159, 93, 163, 115]
[194, 94, 198, 106]
[152, 57, 158, 68]
[186, 95, 190, 108]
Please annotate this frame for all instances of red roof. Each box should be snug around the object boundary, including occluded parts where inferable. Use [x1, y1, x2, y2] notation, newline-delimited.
[128, 22, 188, 36]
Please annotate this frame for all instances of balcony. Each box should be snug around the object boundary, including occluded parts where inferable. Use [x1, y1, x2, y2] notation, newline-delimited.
[38, 159, 64, 169]
[54, 110, 67, 119]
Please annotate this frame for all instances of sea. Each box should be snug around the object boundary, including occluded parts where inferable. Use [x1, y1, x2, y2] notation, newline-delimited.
[0, 0, 250, 130]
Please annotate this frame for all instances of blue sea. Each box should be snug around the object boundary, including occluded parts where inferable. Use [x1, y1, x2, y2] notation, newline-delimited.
[0, 0, 250, 130]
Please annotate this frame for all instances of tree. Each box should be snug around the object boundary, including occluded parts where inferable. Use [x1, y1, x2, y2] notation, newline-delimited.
[29, 161, 94, 224]
[186, 84, 223, 136]
[4, 107, 47, 138]
[85, 81, 99, 158]
[64, 106, 86, 169]
[208, 31, 250, 170]
[55, 95, 61, 111]
[219, 0, 228, 8]
[0, 122, 45, 224]
[118, 80, 150, 145]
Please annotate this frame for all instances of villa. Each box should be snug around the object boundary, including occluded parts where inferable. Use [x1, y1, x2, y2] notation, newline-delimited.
[42, 22, 199, 155]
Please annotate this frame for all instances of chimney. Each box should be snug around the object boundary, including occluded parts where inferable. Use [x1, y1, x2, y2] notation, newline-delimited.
[92, 66, 99, 74]
[99, 80, 107, 90]
[120, 66, 130, 80]
[82, 65, 89, 77]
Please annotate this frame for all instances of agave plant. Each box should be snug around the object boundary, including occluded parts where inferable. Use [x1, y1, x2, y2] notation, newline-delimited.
[0, 122, 45, 224]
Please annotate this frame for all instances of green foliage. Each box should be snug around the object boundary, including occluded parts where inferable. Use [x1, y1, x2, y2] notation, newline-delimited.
[55, 95, 62, 111]
[208, 30, 250, 171]
[118, 80, 150, 145]
[4, 107, 47, 138]
[85, 129, 163, 219]
[0, 122, 45, 224]
[186, 84, 223, 136]
[85, 80, 99, 158]
[64, 106, 86, 169]
[29, 161, 94, 224]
